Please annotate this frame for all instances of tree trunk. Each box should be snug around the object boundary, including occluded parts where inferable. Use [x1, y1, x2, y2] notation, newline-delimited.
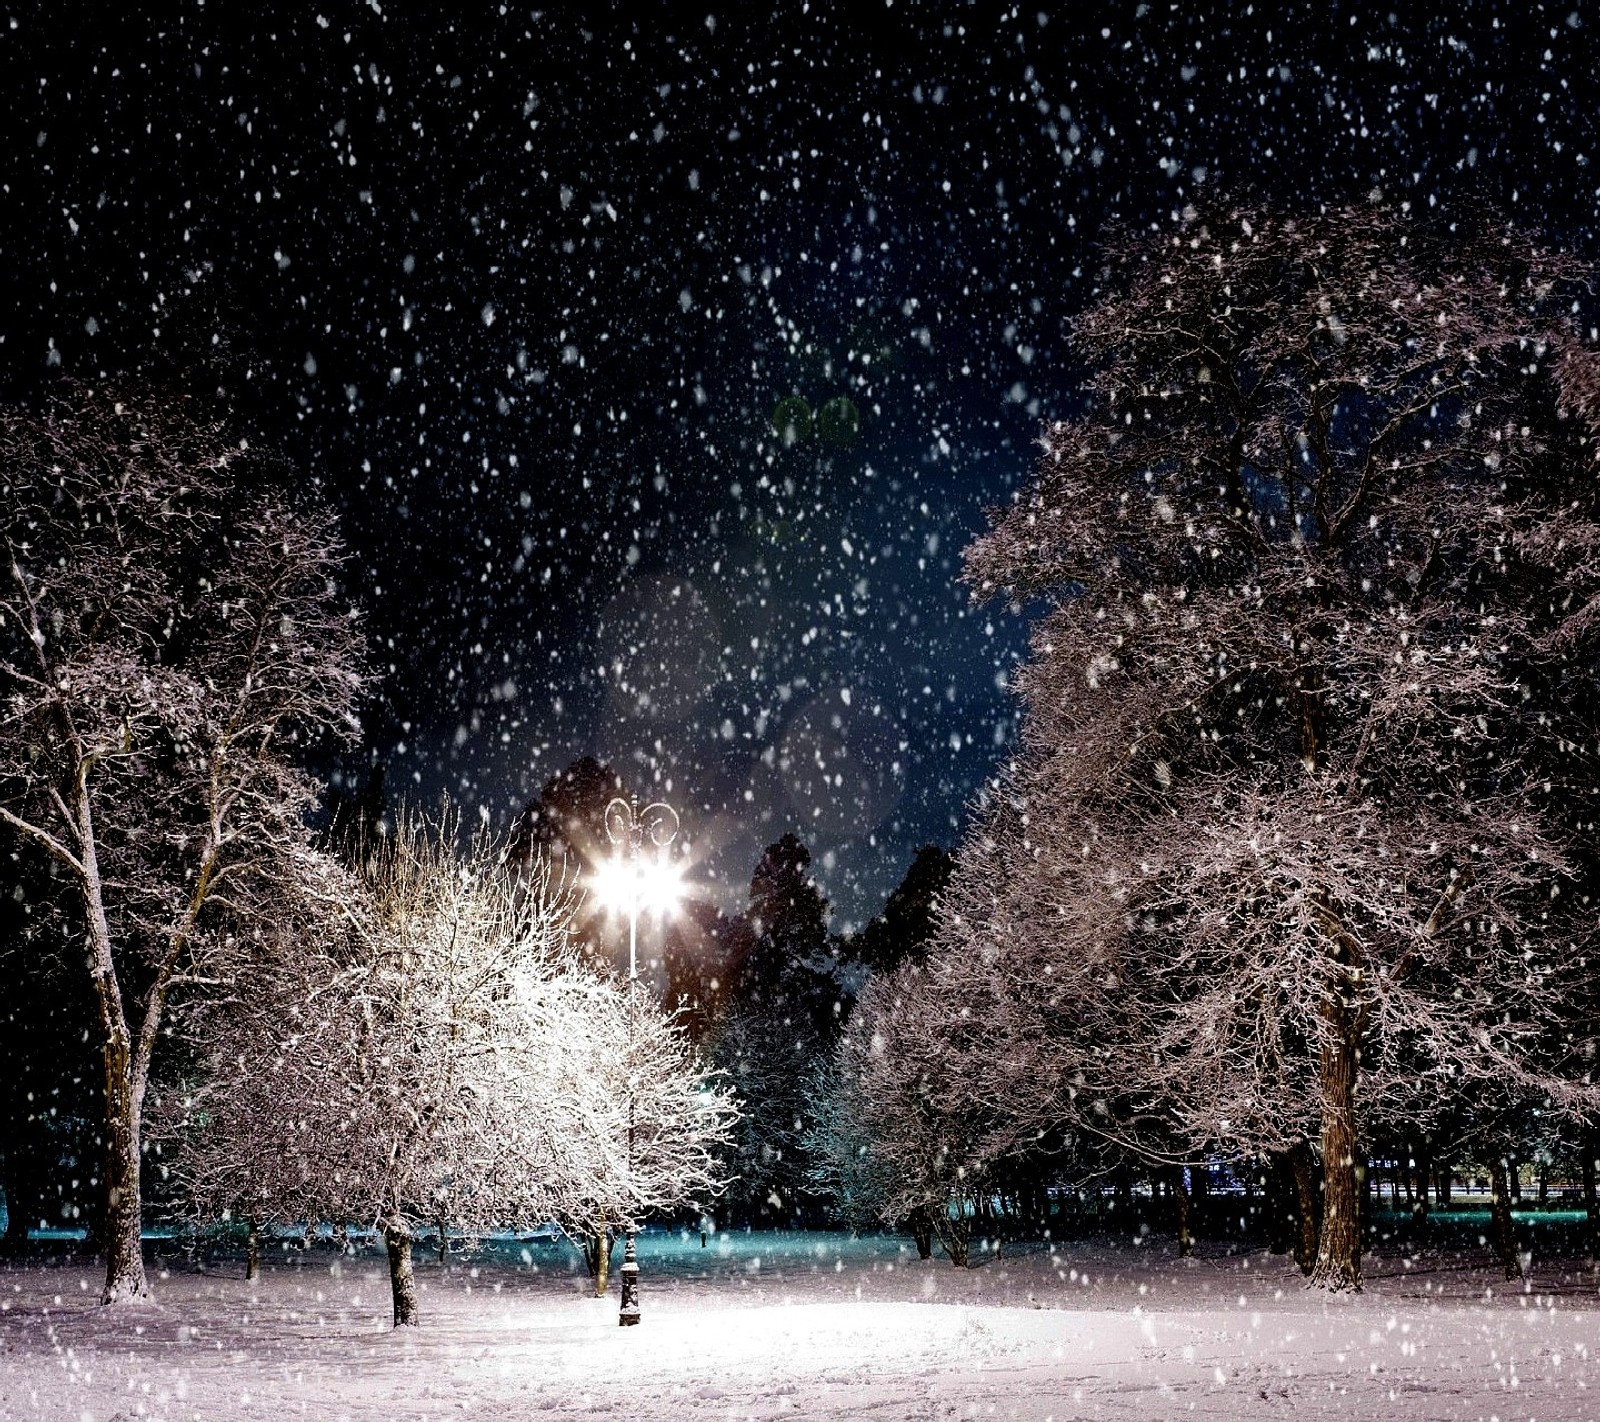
[1436, 1162, 1452, 1209]
[1488, 1153, 1523, 1281]
[99, 1033, 148, 1304]
[578, 1224, 618, 1296]
[1310, 1022, 1361, 1291]
[436, 1215, 448, 1264]
[1579, 1136, 1600, 1260]
[71, 801, 150, 1307]
[1538, 1159, 1549, 1207]
[1171, 1166, 1194, 1257]
[383, 1218, 419, 1327]
[941, 1226, 970, 1268]
[593, 1226, 612, 1298]
[909, 1205, 933, 1260]
[1290, 1140, 1319, 1275]
[246, 1217, 261, 1282]
[934, 1193, 972, 1267]
[1411, 1140, 1431, 1223]
[1507, 1155, 1522, 1205]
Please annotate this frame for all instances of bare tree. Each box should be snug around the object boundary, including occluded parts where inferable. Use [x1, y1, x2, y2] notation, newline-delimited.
[813, 962, 1032, 1267]
[146, 850, 358, 1280]
[802, 1056, 887, 1237]
[949, 198, 1600, 1290]
[0, 386, 364, 1304]
[545, 989, 739, 1297]
[159, 811, 735, 1327]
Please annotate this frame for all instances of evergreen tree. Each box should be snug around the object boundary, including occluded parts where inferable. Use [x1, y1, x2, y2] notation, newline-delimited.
[711, 832, 840, 1223]
[847, 844, 953, 974]
[731, 832, 841, 1035]
[509, 755, 625, 878]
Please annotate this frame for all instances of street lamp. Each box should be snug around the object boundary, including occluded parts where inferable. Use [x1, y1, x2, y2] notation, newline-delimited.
[592, 794, 681, 1327]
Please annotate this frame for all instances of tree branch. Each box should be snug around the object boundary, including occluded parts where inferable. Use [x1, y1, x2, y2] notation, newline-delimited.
[0, 802, 86, 879]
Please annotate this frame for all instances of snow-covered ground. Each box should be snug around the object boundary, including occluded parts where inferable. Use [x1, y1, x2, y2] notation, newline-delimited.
[3, 1228, 1598, 1420]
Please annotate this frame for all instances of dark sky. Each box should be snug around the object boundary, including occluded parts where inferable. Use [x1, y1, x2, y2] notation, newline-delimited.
[3, 1, 1594, 923]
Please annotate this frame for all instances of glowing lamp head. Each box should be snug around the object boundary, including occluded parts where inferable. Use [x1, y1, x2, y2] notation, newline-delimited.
[591, 850, 684, 921]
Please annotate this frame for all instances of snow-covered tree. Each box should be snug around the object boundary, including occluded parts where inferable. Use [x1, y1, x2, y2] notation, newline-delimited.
[729, 832, 839, 1029]
[800, 1055, 885, 1238]
[0, 386, 365, 1304]
[811, 961, 1026, 1266]
[146, 852, 359, 1280]
[545, 989, 739, 1296]
[949, 198, 1600, 1289]
[712, 1001, 831, 1225]
[159, 811, 735, 1326]
[158, 816, 565, 1322]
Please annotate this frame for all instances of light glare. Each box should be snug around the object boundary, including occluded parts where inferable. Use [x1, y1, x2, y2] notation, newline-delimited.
[592, 852, 684, 920]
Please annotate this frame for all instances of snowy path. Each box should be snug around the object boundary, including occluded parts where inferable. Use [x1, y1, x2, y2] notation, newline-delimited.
[3, 1231, 1598, 1420]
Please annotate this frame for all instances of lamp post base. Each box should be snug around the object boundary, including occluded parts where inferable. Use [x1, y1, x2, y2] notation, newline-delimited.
[618, 1231, 640, 1326]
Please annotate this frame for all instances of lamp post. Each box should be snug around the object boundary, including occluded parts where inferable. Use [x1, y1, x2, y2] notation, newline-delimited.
[600, 794, 680, 1328]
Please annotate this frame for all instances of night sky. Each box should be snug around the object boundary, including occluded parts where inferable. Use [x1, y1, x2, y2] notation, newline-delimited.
[3, 2, 1594, 922]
